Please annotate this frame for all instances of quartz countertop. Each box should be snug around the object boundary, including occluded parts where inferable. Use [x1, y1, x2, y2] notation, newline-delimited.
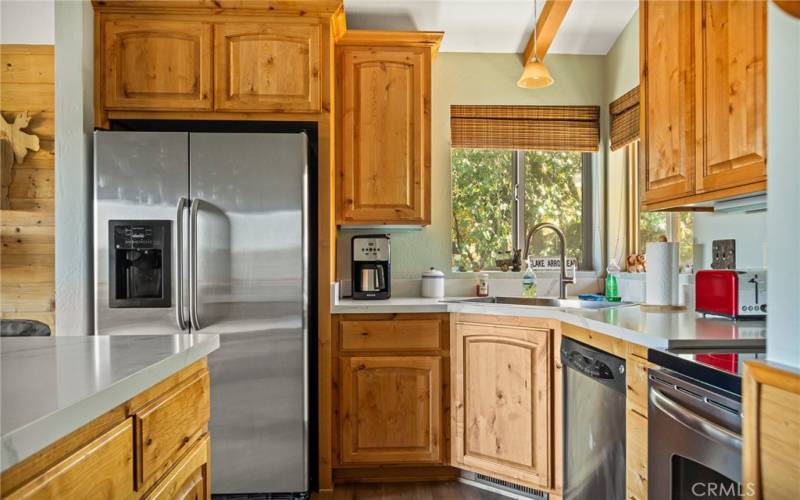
[332, 296, 766, 351]
[1, 334, 220, 472]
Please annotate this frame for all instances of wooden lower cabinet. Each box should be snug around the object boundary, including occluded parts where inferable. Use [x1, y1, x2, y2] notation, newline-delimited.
[0, 360, 212, 500]
[146, 435, 211, 500]
[332, 314, 451, 477]
[451, 315, 558, 491]
[3, 420, 135, 500]
[340, 355, 442, 464]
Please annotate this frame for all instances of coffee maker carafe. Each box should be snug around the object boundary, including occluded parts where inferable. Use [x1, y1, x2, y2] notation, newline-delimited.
[351, 235, 391, 300]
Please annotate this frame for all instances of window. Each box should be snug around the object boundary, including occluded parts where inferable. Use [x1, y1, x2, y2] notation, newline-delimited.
[626, 142, 694, 271]
[451, 148, 593, 272]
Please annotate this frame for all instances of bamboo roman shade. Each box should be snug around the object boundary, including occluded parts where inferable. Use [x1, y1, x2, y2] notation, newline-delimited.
[609, 86, 640, 151]
[450, 105, 600, 152]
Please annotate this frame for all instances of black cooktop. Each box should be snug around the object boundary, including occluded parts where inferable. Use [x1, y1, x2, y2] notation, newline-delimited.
[648, 348, 766, 397]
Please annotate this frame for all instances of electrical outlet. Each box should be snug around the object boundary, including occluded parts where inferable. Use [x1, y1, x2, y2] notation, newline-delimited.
[711, 239, 736, 270]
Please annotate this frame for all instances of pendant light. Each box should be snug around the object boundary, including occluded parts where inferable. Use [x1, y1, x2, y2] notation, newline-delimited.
[518, 0, 554, 88]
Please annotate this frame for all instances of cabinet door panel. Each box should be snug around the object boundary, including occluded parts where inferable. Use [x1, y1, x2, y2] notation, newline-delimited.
[5, 420, 135, 500]
[699, 0, 766, 192]
[341, 47, 428, 224]
[640, 0, 700, 205]
[453, 322, 551, 488]
[340, 356, 442, 464]
[103, 17, 212, 110]
[214, 22, 321, 112]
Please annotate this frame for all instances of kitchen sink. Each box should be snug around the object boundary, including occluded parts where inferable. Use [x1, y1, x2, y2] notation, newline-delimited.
[451, 296, 635, 310]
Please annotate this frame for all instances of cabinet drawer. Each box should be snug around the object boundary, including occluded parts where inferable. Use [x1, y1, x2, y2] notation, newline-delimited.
[6, 420, 134, 500]
[135, 370, 210, 489]
[145, 434, 210, 499]
[340, 320, 441, 352]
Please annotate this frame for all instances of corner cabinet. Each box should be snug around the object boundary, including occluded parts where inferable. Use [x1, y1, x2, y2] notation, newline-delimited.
[336, 31, 442, 226]
[451, 315, 561, 492]
[640, 0, 766, 210]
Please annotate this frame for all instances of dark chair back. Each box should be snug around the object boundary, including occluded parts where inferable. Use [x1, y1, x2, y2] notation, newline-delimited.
[0, 319, 51, 337]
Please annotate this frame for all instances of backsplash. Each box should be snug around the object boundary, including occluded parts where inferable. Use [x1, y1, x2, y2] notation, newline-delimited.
[338, 275, 603, 299]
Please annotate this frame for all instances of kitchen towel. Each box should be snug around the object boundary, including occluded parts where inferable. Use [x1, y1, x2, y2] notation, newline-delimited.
[645, 242, 679, 306]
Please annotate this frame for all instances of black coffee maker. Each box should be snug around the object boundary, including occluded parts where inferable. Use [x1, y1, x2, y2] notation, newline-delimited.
[351, 235, 391, 300]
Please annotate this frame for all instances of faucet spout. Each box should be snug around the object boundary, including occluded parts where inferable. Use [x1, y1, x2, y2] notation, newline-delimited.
[522, 222, 575, 300]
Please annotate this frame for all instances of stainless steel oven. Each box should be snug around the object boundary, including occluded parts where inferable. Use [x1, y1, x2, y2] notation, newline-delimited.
[648, 367, 743, 500]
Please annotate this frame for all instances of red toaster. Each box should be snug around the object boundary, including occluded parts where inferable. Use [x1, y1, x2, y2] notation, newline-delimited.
[695, 270, 767, 319]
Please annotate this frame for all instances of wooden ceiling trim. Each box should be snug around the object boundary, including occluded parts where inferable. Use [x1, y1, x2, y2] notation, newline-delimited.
[521, 0, 572, 65]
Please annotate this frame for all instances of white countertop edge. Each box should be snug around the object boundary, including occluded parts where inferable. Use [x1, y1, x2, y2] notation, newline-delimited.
[1, 334, 220, 472]
[332, 297, 670, 349]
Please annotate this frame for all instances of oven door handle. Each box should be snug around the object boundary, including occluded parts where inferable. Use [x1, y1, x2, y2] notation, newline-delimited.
[650, 388, 741, 451]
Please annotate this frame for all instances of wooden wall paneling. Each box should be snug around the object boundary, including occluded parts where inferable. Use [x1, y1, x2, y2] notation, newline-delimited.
[743, 361, 800, 500]
[0, 44, 55, 333]
[697, 0, 767, 193]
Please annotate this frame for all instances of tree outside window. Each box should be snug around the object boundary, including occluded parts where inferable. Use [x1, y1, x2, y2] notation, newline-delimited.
[451, 148, 591, 272]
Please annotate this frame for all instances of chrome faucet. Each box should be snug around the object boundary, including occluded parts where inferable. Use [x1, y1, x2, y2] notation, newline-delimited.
[523, 222, 575, 299]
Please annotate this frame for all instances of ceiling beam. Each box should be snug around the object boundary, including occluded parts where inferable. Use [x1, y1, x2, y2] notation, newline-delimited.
[522, 0, 573, 65]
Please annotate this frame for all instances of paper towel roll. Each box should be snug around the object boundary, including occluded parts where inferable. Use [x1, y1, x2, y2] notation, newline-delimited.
[645, 242, 679, 306]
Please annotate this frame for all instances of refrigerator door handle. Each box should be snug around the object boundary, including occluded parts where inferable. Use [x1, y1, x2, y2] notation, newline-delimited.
[189, 198, 202, 330]
[175, 197, 189, 330]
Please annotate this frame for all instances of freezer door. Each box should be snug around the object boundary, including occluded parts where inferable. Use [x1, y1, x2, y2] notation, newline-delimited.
[189, 132, 308, 494]
[94, 131, 189, 335]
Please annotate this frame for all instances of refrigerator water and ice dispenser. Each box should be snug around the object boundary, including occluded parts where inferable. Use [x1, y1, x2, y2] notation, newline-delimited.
[108, 220, 171, 308]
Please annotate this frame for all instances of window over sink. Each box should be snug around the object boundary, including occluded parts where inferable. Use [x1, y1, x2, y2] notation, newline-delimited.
[450, 147, 593, 272]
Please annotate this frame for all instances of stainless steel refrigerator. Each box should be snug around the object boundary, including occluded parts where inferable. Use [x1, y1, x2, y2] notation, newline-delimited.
[93, 131, 310, 495]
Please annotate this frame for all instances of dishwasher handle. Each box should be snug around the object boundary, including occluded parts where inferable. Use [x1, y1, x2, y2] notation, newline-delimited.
[561, 337, 627, 393]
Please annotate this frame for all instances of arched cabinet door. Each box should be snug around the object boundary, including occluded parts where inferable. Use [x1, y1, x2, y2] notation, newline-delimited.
[339, 46, 430, 225]
[214, 21, 322, 112]
[102, 16, 213, 111]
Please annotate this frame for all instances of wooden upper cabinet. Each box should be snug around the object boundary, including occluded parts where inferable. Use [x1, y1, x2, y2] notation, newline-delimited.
[639, 0, 767, 210]
[452, 320, 552, 489]
[640, 0, 700, 206]
[698, 0, 766, 193]
[214, 21, 322, 112]
[102, 17, 213, 111]
[338, 32, 441, 225]
[339, 355, 442, 464]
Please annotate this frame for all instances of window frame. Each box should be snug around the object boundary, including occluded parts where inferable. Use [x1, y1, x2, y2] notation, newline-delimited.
[453, 148, 594, 272]
[626, 140, 693, 269]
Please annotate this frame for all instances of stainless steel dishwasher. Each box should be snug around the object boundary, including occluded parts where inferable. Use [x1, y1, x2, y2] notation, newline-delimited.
[562, 337, 626, 500]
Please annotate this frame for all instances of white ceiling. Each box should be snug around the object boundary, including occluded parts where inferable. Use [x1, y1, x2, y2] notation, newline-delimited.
[344, 0, 638, 55]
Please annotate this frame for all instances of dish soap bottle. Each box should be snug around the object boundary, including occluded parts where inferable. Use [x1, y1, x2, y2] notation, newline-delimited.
[606, 259, 621, 302]
[522, 261, 537, 298]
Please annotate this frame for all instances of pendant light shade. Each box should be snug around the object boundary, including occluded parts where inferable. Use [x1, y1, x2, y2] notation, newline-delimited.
[517, 56, 554, 88]
[518, 0, 554, 89]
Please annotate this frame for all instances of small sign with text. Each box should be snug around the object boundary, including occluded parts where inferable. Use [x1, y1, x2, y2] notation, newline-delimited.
[528, 256, 578, 271]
